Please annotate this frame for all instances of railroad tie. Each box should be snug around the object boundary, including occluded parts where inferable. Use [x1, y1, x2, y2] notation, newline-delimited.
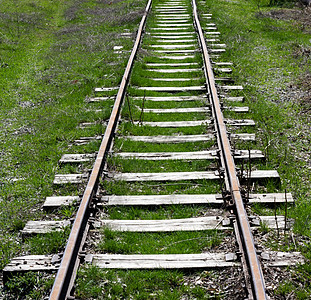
[42, 192, 294, 209]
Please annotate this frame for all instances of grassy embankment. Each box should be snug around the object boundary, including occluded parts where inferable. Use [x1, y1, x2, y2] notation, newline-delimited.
[199, 0, 311, 298]
[0, 0, 146, 298]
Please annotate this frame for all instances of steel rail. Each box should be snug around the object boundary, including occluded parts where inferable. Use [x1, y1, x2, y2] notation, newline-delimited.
[49, 0, 152, 298]
[191, 1, 268, 299]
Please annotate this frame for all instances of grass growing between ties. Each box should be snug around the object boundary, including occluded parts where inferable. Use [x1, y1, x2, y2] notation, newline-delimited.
[89, 1, 232, 297]
[103, 180, 221, 196]
[199, 0, 311, 297]
[24, 227, 71, 255]
[5, 272, 54, 300]
[98, 229, 223, 254]
[114, 139, 216, 152]
[118, 122, 212, 136]
[106, 204, 219, 220]
[76, 267, 225, 299]
[108, 157, 217, 172]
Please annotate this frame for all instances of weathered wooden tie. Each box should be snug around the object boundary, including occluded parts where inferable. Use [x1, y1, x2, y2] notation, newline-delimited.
[132, 95, 204, 101]
[21, 220, 71, 235]
[59, 153, 96, 163]
[121, 133, 255, 143]
[135, 119, 254, 127]
[42, 192, 293, 208]
[121, 134, 215, 143]
[4, 251, 303, 272]
[53, 173, 88, 184]
[146, 68, 202, 73]
[115, 149, 264, 160]
[86, 251, 303, 269]
[99, 192, 293, 206]
[110, 170, 279, 182]
[43, 196, 80, 209]
[95, 216, 231, 231]
[20, 214, 290, 235]
[136, 86, 205, 92]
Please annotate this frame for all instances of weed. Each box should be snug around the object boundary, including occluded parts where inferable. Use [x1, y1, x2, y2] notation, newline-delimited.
[259, 221, 270, 234]
[276, 281, 294, 296]
[5, 272, 54, 300]
[25, 227, 71, 255]
[59, 204, 76, 218]
[76, 267, 219, 299]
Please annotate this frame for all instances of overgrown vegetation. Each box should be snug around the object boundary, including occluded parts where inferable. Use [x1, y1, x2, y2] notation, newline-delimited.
[1, 0, 310, 298]
[76, 267, 226, 299]
[200, 0, 311, 298]
[0, 0, 146, 297]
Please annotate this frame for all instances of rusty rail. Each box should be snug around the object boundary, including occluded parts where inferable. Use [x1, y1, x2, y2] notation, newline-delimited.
[192, 0, 267, 299]
[48, 0, 152, 298]
[48, 0, 267, 298]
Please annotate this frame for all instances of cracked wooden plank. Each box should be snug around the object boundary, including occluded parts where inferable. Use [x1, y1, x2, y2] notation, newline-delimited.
[132, 96, 204, 101]
[53, 173, 88, 184]
[135, 120, 211, 127]
[43, 196, 80, 209]
[21, 220, 71, 234]
[3, 255, 61, 273]
[59, 153, 96, 163]
[115, 150, 263, 160]
[73, 136, 102, 145]
[141, 107, 209, 113]
[110, 170, 279, 182]
[95, 216, 231, 231]
[100, 194, 223, 206]
[87, 253, 240, 269]
[121, 134, 214, 143]
[4, 251, 302, 273]
[136, 86, 205, 92]
[100, 192, 293, 206]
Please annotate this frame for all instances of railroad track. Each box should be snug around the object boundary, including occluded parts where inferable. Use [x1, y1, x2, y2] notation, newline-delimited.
[4, 0, 304, 299]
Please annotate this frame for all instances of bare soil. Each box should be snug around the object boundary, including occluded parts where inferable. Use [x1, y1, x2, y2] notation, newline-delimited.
[257, 7, 311, 31]
[296, 71, 311, 112]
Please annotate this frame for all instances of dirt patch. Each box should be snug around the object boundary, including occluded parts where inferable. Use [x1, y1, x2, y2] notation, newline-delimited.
[256, 7, 311, 32]
[0, 11, 44, 27]
[183, 267, 247, 299]
[55, 24, 84, 36]
[64, 0, 86, 21]
[87, 6, 145, 26]
[97, 0, 125, 4]
[295, 71, 311, 112]
[292, 42, 311, 61]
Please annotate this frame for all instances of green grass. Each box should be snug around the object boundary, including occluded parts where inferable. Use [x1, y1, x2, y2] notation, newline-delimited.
[2, 0, 311, 298]
[118, 122, 212, 136]
[108, 157, 217, 173]
[103, 179, 220, 196]
[122, 109, 209, 121]
[76, 267, 224, 299]
[107, 204, 217, 220]
[98, 228, 224, 254]
[5, 272, 54, 300]
[25, 227, 71, 255]
[127, 98, 208, 108]
[114, 139, 215, 152]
